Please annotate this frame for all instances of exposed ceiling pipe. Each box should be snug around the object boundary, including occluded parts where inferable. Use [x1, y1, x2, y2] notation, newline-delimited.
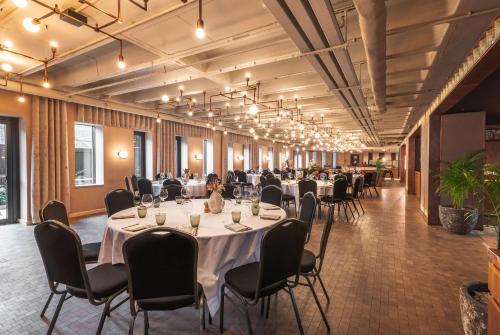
[353, 0, 386, 114]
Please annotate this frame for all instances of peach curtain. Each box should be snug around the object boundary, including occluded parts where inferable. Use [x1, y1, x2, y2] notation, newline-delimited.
[31, 97, 71, 222]
[156, 120, 213, 176]
[76, 104, 155, 130]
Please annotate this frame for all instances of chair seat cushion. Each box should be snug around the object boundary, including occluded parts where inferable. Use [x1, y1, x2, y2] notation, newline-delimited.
[225, 262, 286, 299]
[138, 283, 203, 311]
[300, 249, 316, 273]
[320, 196, 342, 204]
[282, 194, 295, 201]
[82, 242, 101, 263]
[67, 263, 128, 299]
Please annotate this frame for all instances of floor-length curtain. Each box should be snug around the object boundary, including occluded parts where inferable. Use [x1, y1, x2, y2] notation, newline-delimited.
[31, 97, 70, 222]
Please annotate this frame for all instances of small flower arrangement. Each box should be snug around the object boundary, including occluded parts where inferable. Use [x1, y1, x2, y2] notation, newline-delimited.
[207, 179, 225, 193]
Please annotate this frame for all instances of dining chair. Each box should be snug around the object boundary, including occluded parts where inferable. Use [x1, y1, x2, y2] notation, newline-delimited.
[226, 170, 236, 184]
[34, 220, 128, 335]
[321, 178, 349, 219]
[298, 192, 317, 243]
[221, 184, 235, 199]
[370, 172, 380, 196]
[124, 176, 132, 192]
[236, 170, 253, 191]
[137, 178, 153, 197]
[345, 177, 363, 216]
[298, 179, 321, 218]
[220, 218, 308, 335]
[123, 228, 209, 335]
[163, 178, 182, 187]
[38, 200, 102, 318]
[268, 177, 296, 216]
[260, 185, 282, 207]
[298, 206, 334, 331]
[362, 172, 373, 197]
[165, 184, 182, 200]
[105, 189, 135, 217]
[259, 175, 268, 188]
[131, 175, 139, 194]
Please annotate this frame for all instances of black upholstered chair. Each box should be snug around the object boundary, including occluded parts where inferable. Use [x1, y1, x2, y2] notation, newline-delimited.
[268, 177, 297, 216]
[137, 178, 153, 197]
[261, 185, 282, 207]
[206, 173, 219, 183]
[259, 175, 268, 188]
[123, 228, 209, 334]
[226, 170, 236, 184]
[164, 184, 182, 201]
[273, 168, 281, 174]
[362, 172, 373, 197]
[38, 200, 102, 319]
[131, 175, 139, 194]
[321, 178, 349, 218]
[345, 176, 364, 216]
[298, 179, 321, 218]
[220, 218, 308, 335]
[236, 170, 253, 191]
[124, 176, 132, 192]
[299, 206, 334, 331]
[370, 172, 380, 196]
[163, 178, 182, 187]
[105, 189, 135, 217]
[221, 184, 235, 199]
[344, 172, 353, 188]
[34, 220, 128, 335]
[267, 177, 281, 187]
[298, 192, 317, 243]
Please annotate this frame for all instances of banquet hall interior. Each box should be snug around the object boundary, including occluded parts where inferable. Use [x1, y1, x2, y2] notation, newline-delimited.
[0, 0, 499, 334]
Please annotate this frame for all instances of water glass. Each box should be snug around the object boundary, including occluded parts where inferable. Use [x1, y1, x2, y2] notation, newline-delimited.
[159, 187, 169, 202]
[155, 212, 166, 225]
[153, 198, 161, 208]
[231, 210, 241, 223]
[190, 213, 200, 228]
[175, 196, 183, 204]
[251, 202, 260, 216]
[141, 194, 153, 208]
[137, 206, 147, 218]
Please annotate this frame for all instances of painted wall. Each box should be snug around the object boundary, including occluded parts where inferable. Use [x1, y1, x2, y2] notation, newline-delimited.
[233, 143, 243, 171]
[187, 137, 204, 177]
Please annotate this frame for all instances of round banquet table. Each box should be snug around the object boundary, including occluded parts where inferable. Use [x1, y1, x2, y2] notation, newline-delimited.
[246, 174, 261, 186]
[98, 199, 286, 315]
[152, 180, 207, 198]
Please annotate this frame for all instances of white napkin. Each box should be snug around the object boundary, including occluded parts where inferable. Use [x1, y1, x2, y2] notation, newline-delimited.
[259, 203, 280, 210]
[259, 214, 281, 221]
[112, 213, 136, 220]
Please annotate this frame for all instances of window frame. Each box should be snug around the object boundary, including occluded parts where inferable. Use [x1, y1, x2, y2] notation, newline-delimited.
[133, 131, 146, 178]
[74, 122, 103, 187]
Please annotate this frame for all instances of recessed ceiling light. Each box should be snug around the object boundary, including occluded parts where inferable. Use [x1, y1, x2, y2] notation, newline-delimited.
[23, 17, 40, 33]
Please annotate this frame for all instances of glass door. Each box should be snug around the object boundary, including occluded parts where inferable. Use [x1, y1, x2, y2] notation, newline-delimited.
[0, 118, 19, 225]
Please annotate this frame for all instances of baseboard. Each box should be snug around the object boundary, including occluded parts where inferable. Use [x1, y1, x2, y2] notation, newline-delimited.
[69, 208, 106, 218]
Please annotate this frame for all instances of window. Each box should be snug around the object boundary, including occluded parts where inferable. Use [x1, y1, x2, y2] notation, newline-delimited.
[243, 144, 250, 171]
[75, 123, 103, 186]
[312, 151, 317, 165]
[332, 152, 336, 168]
[203, 139, 214, 175]
[227, 144, 234, 171]
[133, 131, 145, 177]
[298, 151, 303, 169]
[175, 136, 188, 177]
[305, 151, 309, 166]
[293, 151, 298, 169]
[321, 151, 326, 167]
[258, 144, 263, 171]
[268, 147, 274, 171]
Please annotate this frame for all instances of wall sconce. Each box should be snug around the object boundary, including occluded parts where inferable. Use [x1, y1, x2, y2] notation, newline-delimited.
[194, 153, 203, 160]
[117, 150, 128, 159]
[236, 155, 244, 161]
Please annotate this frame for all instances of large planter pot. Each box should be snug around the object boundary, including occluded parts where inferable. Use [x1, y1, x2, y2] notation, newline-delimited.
[439, 205, 478, 234]
[459, 282, 488, 335]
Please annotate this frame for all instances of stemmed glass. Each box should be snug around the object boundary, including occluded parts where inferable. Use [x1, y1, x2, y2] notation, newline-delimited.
[141, 194, 153, 208]
[181, 186, 191, 202]
[233, 187, 241, 204]
[159, 187, 169, 202]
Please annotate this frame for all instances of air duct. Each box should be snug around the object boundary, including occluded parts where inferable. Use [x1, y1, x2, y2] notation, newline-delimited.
[353, 0, 387, 114]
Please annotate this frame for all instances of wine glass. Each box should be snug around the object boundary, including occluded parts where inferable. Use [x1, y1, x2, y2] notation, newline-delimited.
[141, 194, 153, 208]
[159, 187, 169, 202]
[181, 186, 191, 201]
[233, 187, 242, 204]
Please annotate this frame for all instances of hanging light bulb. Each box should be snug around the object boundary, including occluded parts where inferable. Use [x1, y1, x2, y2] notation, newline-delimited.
[218, 121, 222, 126]
[18, 95, 26, 103]
[238, 124, 242, 129]
[12, 0, 28, 7]
[223, 130, 228, 135]
[156, 112, 161, 123]
[195, 0, 205, 39]
[1, 63, 13, 72]
[208, 111, 213, 117]
[42, 63, 50, 88]
[249, 104, 258, 115]
[117, 54, 125, 69]
[188, 110, 193, 116]
[18, 78, 25, 103]
[42, 80, 50, 88]
[3, 40, 13, 48]
[23, 18, 40, 32]
[49, 40, 59, 49]
[161, 95, 169, 102]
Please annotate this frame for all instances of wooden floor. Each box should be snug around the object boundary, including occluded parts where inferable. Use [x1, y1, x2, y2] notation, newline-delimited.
[0, 181, 489, 334]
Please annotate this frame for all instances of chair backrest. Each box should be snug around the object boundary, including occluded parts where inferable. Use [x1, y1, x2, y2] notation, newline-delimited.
[123, 228, 199, 311]
[267, 177, 281, 187]
[363, 172, 372, 185]
[221, 184, 235, 199]
[334, 173, 346, 181]
[298, 179, 317, 198]
[237, 170, 248, 183]
[260, 175, 268, 188]
[356, 175, 364, 196]
[226, 171, 235, 184]
[124, 176, 132, 192]
[370, 172, 378, 186]
[261, 185, 282, 207]
[165, 184, 182, 200]
[273, 168, 281, 174]
[131, 175, 139, 192]
[163, 178, 182, 187]
[298, 192, 316, 243]
[39, 200, 70, 226]
[352, 177, 362, 198]
[257, 219, 307, 299]
[34, 220, 89, 293]
[332, 178, 348, 200]
[344, 172, 353, 184]
[105, 189, 135, 217]
[316, 206, 334, 273]
[137, 178, 153, 197]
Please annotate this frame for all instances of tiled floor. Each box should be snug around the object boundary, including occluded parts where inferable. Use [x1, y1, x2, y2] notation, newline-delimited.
[0, 182, 489, 334]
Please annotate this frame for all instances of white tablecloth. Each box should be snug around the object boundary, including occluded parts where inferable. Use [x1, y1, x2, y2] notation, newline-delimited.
[152, 180, 207, 198]
[98, 199, 286, 315]
[281, 180, 334, 205]
[246, 174, 261, 186]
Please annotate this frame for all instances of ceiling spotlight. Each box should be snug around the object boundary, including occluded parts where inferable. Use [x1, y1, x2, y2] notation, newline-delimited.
[161, 95, 169, 102]
[117, 54, 126, 69]
[23, 18, 41, 33]
[49, 40, 59, 49]
[3, 40, 13, 48]
[254, 135, 259, 140]
[225, 86, 231, 92]
[249, 104, 258, 115]
[18, 95, 25, 103]
[12, 0, 28, 7]
[1, 63, 13, 72]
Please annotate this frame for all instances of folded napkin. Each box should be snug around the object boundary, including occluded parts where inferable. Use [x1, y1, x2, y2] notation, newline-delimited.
[260, 214, 281, 221]
[225, 223, 252, 232]
[176, 226, 198, 236]
[112, 213, 135, 220]
[123, 224, 154, 232]
[259, 203, 280, 210]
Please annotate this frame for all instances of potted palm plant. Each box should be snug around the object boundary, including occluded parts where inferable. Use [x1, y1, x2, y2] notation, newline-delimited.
[436, 151, 483, 234]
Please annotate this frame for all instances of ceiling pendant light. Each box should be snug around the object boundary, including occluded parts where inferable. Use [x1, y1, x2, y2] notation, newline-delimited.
[23, 18, 41, 33]
[12, 0, 28, 7]
[18, 79, 25, 103]
[1, 63, 13, 72]
[195, 0, 205, 39]
[161, 94, 169, 102]
[117, 41, 125, 69]
[3, 40, 13, 48]
[249, 104, 258, 115]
